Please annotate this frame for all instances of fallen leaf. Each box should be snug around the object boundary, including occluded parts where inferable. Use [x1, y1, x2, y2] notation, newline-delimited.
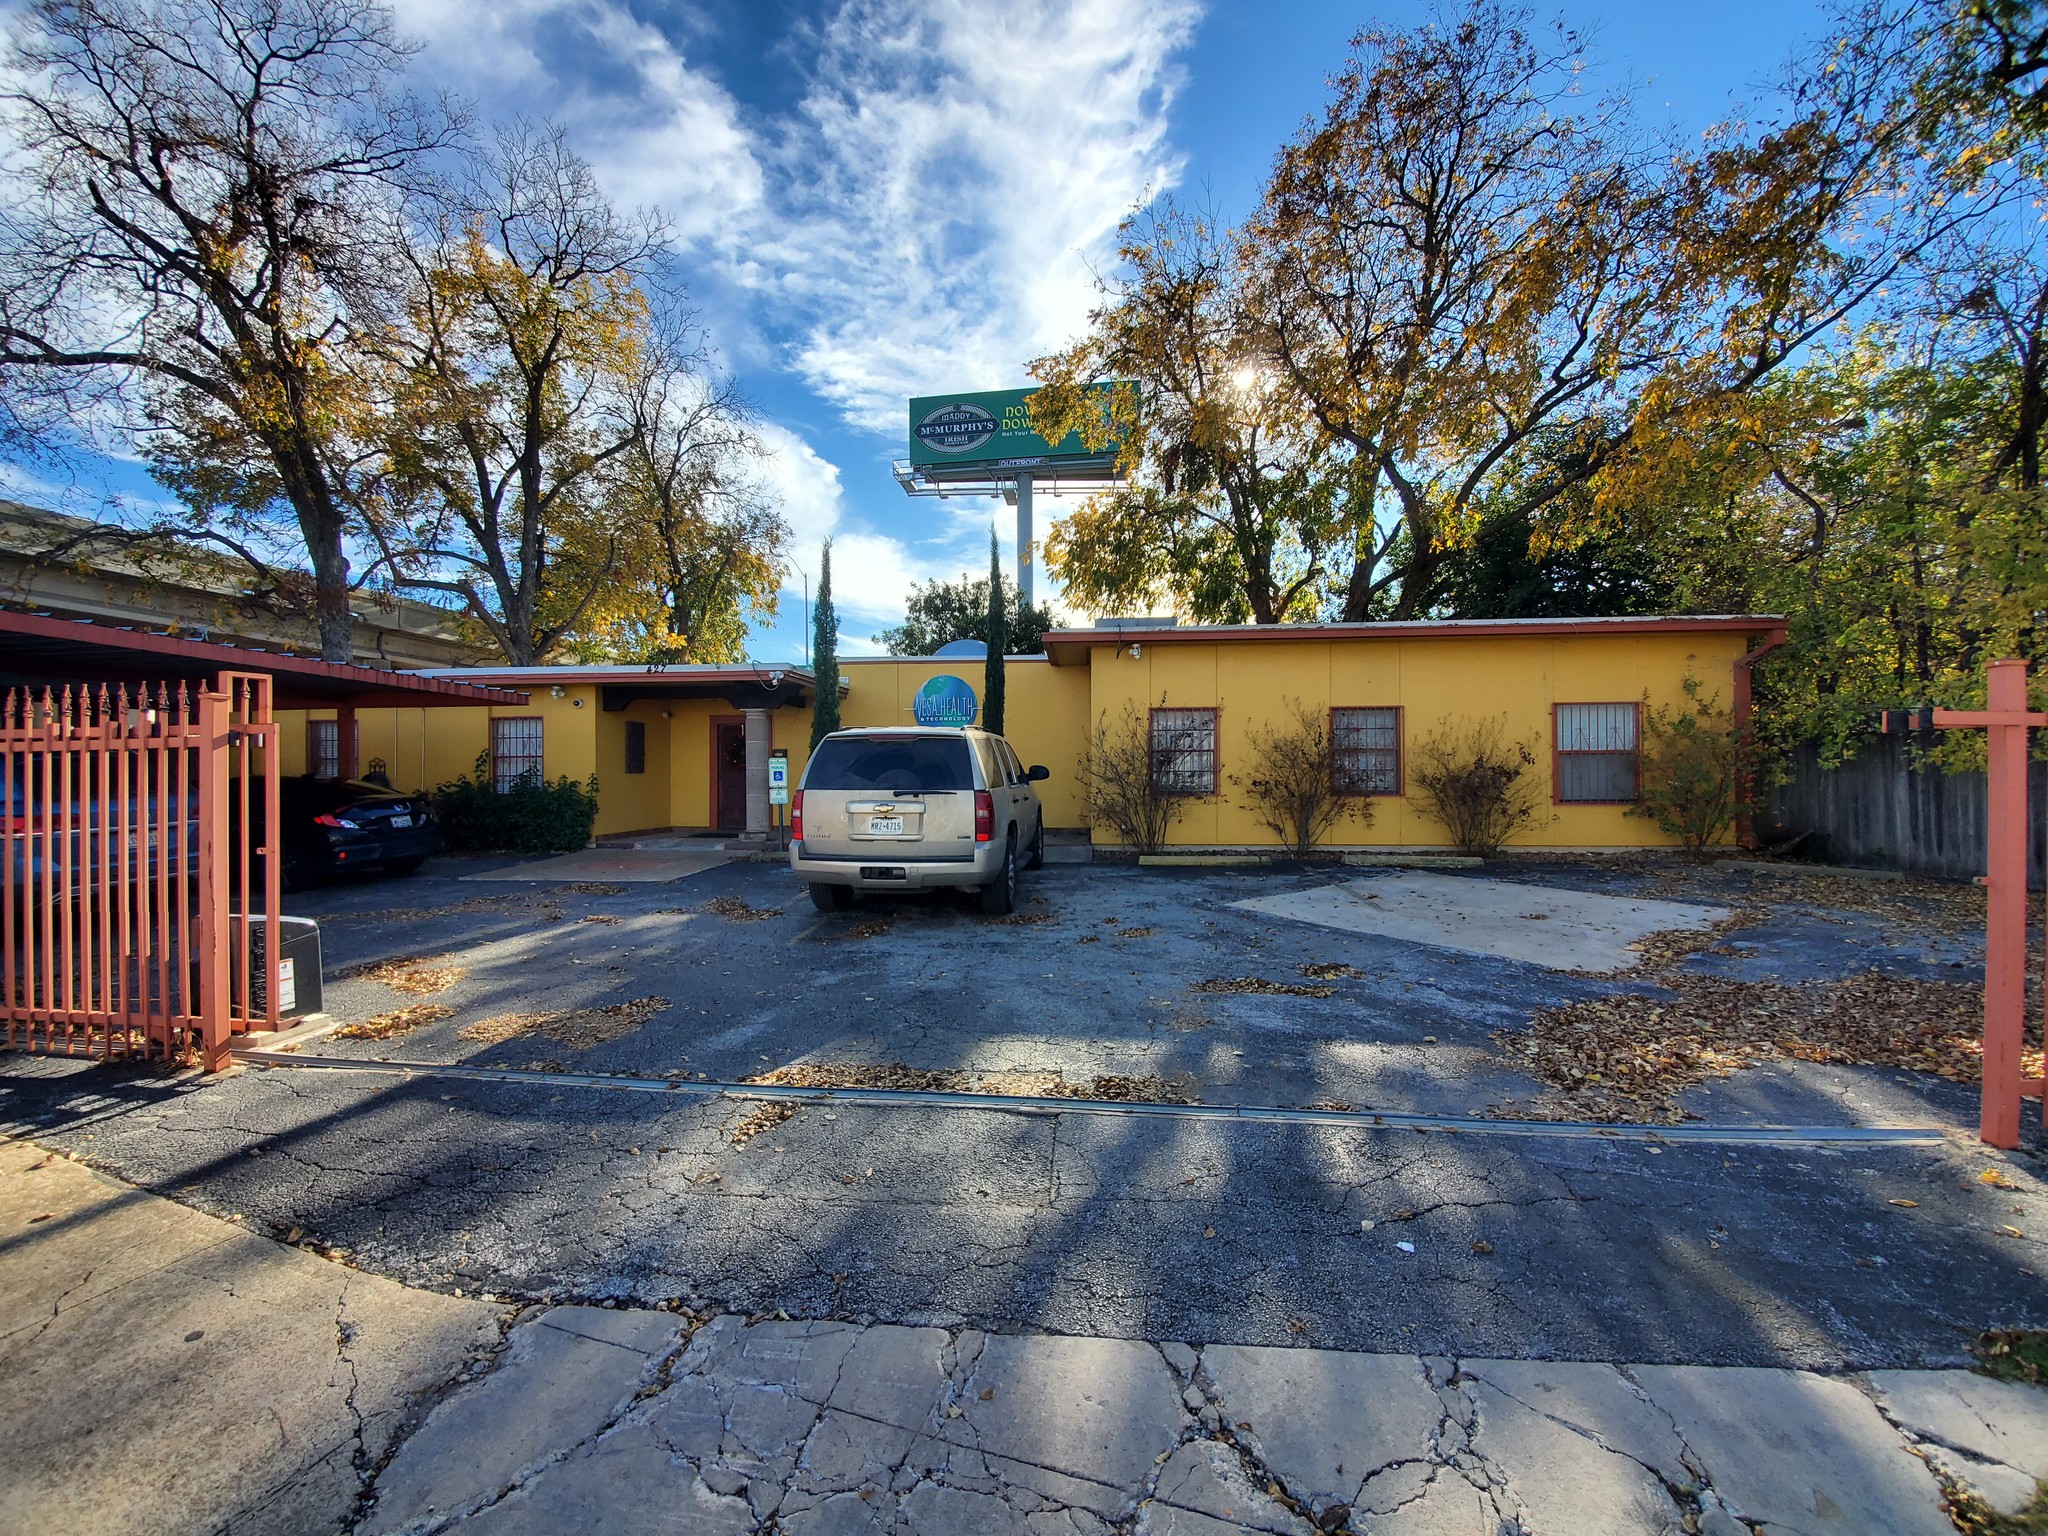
[1979, 1168, 2021, 1190]
[1203, 1226, 1216, 1239]
[1997, 1225, 2024, 1238]
[1889, 1199, 1920, 1208]
[1471, 1240, 1493, 1254]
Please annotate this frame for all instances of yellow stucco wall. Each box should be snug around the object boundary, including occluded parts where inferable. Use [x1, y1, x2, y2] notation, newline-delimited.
[278, 629, 1753, 848]
[1082, 631, 1751, 848]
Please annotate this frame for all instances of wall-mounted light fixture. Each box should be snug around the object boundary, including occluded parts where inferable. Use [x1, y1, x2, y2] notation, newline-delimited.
[550, 685, 565, 700]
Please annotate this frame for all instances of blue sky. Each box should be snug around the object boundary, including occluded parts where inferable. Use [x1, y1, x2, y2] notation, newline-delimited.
[3, 0, 1833, 664]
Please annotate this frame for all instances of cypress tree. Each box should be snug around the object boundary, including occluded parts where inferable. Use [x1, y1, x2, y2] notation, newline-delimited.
[810, 539, 840, 746]
[983, 527, 1006, 736]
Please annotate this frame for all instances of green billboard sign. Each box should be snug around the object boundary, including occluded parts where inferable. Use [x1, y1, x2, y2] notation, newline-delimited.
[907, 384, 1123, 471]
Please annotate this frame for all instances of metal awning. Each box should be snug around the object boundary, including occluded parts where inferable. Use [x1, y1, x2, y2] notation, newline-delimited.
[0, 609, 528, 708]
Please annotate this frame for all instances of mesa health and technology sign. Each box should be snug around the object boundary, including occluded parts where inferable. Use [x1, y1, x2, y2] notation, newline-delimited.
[907, 383, 1126, 472]
[912, 675, 979, 728]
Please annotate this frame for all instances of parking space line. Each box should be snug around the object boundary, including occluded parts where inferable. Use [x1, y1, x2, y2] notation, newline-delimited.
[234, 1049, 1946, 1147]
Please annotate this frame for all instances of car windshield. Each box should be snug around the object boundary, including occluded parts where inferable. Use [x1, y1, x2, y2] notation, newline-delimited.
[805, 737, 973, 794]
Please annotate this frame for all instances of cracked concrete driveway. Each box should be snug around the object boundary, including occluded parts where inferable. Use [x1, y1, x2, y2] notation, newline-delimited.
[0, 855, 2042, 1374]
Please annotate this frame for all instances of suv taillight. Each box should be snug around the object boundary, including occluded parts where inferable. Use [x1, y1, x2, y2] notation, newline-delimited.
[974, 789, 993, 842]
[791, 790, 803, 843]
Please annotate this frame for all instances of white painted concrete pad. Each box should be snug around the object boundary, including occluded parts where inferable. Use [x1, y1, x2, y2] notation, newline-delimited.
[1231, 873, 1727, 972]
[461, 847, 737, 883]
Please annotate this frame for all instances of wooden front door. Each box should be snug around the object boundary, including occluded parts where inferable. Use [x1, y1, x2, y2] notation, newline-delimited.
[713, 718, 746, 831]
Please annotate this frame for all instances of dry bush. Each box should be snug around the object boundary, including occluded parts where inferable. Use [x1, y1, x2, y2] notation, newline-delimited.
[1631, 675, 1747, 858]
[1232, 698, 1372, 857]
[1076, 702, 1183, 854]
[1410, 715, 1547, 857]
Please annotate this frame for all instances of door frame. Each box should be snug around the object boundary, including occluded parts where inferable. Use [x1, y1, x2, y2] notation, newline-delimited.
[709, 713, 746, 831]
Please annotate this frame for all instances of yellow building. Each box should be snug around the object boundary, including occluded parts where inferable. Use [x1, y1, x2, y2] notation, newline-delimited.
[278, 615, 1784, 851]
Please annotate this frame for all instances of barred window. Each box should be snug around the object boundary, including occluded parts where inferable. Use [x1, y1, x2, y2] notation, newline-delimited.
[492, 717, 545, 792]
[1555, 703, 1639, 803]
[1150, 708, 1218, 795]
[1332, 707, 1401, 795]
[307, 719, 340, 780]
[624, 720, 647, 775]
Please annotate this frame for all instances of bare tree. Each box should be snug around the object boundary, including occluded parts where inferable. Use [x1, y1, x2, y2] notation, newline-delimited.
[0, 0, 455, 660]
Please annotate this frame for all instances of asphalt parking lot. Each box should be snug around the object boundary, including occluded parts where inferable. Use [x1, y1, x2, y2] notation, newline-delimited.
[1, 853, 2042, 1370]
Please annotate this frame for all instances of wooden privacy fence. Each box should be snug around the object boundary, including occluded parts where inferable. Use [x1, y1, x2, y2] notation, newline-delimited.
[1764, 734, 2048, 887]
[2, 671, 282, 1070]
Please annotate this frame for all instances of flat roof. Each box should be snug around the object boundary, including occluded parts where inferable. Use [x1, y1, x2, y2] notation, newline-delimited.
[0, 609, 527, 708]
[1040, 614, 1787, 665]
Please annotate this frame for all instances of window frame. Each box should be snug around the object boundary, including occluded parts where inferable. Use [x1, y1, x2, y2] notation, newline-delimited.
[1329, 705, 1403, 797]
[306, 718, 340, 781]
[491, 716, 546, 793]
[1149, 706, 1220, 797]
[1552, 702, 1642, 805]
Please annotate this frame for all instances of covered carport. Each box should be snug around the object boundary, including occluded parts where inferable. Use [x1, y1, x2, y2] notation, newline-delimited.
[0, 610, 521, 1068]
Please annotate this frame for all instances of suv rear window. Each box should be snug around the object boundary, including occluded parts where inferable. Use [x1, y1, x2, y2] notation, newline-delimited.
[804, 736, 974, 793]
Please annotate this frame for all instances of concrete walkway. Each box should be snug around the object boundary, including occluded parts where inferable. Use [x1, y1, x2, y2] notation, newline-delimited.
[3, 1134, 2044, 1536]
[0, 1138, 501, 1536]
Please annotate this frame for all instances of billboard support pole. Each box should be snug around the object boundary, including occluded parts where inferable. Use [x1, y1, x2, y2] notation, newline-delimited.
[1016, 473, 1034, 614]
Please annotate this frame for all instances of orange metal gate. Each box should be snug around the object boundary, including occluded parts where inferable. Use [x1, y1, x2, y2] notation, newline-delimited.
[2, 670, 282, 1070]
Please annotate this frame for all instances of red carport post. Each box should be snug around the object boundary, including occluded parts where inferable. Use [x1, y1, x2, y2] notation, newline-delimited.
[1931, 659, 2047, 1148]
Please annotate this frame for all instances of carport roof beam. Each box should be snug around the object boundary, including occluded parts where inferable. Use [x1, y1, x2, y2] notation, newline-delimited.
[0, 609, 528, 708]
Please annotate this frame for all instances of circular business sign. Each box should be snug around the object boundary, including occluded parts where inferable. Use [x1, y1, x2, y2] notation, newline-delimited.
[912, 674, 979, 728]
[915, 401, 998, 457]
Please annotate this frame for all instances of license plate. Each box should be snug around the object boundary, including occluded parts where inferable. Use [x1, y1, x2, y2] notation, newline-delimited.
[390, 814, 412, 828]
[867, 816, 904, 835]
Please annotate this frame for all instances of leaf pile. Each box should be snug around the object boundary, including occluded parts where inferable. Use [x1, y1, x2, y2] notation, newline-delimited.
[728, 1101, 797, 1147]
[744, 1060, 1203, 1105]
[340, 954, 467, 996]
[1192, 976, 1337, 998]
[458, 995, 670, 1050]
[553, 882, 627, 896]
[990, 911, 1058, 926]
[334, 1003, 454, 1041]
[701, 895, 783, 922]
[1299, 962, 1364, 980]
[837, 919, 892, 941]
[1497, 969, 2034, 1123]
[1977, 1330, 2048, 1387]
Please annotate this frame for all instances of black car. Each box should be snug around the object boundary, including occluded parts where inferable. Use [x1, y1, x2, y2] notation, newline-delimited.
[265, 776, 441, 891]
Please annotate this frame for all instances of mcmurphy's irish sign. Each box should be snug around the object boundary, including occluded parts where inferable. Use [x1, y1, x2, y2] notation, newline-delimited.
[907, 384, 1124, 472]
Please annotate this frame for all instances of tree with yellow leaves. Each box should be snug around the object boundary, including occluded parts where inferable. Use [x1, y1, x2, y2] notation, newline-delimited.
[370, 124, 672, 665]
[1030, 204, 1353, 624]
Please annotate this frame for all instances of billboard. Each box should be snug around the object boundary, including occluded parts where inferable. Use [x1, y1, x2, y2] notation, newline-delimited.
[907, 384, 1124, 472]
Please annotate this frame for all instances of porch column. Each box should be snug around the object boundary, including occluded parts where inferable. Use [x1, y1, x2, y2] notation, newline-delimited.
[743, 708, 771, 839]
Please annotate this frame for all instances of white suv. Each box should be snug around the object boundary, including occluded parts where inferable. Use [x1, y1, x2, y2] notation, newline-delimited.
[790, 727, 1048, 915]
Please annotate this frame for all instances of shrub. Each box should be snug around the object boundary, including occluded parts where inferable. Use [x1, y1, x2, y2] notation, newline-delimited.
[1410, 715, 1545, 857]
[1232, 698, 1372, 857]
[432, 751, 600, 854]
[1631, 675, 1747, 858]
[1076, 703, 1183, 854]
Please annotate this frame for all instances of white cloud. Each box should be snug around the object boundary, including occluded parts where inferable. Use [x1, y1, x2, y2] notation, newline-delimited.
[389, 0, 764, 246]
[390, 0, 1197, 438]
[759, 0, 1199, 432]
[754, 421, 980, 629]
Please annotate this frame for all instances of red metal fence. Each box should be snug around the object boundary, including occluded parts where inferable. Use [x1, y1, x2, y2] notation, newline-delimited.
[2, 671, 282, 1069]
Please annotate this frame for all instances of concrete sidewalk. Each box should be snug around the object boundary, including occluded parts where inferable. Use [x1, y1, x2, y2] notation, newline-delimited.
[4, 1135, 2044, 1536]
